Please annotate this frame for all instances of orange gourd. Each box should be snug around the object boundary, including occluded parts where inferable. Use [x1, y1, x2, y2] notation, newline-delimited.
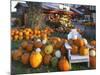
[21, 53, 30, 64]
[58, 56, 70, 71]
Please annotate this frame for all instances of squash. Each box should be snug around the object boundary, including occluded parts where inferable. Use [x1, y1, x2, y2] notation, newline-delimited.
[34, 41, 43, 48]
[80, 46, 89, 56]
[54, 41, 63, 49]
[73, 38, 85, 47]
[44, 44, 53, 54]
[43, 54, 52, 65]
[51, 56, 58, 67]
[71, 45, 78, 55]
[14, 35, 19, 41]
[83, 38, 88, 45]
[58, 56, 70, 71]
[36, 48, 41, 52]
[21, 41, 28, 49]
[90, 40, 96, 47]
[89, 49, 96, 57]
[26, 43, 33, 52]
[55, 50, 61, 58]
[90, 56, 96, 68]
[30, 51, 42, 68]
[21, 53, 30, 64]
[12, 49, 23, 61]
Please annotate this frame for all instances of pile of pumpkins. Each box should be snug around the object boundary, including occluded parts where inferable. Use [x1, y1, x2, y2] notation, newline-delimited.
[12, 35, 96, 71]
[69, 38, 96, 69]
[68, 38, 90, 56]
[12, 37, 71, 71]
[11, 26, 54, 41]
[89, 40, 96, 69]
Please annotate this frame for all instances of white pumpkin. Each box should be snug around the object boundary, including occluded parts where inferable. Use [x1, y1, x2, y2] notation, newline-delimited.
[55, 50, 61, 58]
[42, 39, 47, 44]
[36, 48, 41, 52]
[89, 50, 96, 57]
[36, 39, 41, 42]
[83, 38, 88, 45]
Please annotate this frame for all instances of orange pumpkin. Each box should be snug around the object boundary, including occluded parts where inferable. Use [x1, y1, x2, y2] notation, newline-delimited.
[21, 53, 30, 64]
[34, 41, 43, 48]
[71, 45, 78, 55]
[49, 37, 61, 44]
[43, 54, 52, 65]
[12, 49, 23, 61]
[90, 56, 96, 68]
[90, 40, 96, 47]
[80, 46, 89, 56]
[30, 51, 42, 68]
[21, 41, 28, 49]
[58, 56, 70, 71]
[73, 38, 84, 47]
[26, 43, 33, 52]
[54, 41, 63, 49]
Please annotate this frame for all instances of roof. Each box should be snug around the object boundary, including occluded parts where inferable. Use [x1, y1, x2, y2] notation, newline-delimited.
[15, 3, 29, 8]
[42, 3, 83, 15]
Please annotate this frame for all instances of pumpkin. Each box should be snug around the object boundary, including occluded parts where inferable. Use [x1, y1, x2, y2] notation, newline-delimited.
[89, 49, 96, 57]
[34, 41, 43, 48]
[25, 36, 30, 40]
[30, 51, 42, 68]
[26, 44, 33, 52]
[36, 39, 41, 42]
[51, 56, 58, 67]
[55, 50, 61, 58]
[90, 40, 96, 47]
[41, 33, 48, 40]
[19, 32, 23, 36]
[19, 36, 23, 40]
[49, 37, 61, 44]
[43, 54, 52, 65]
[44, 44, 53, 54]
[83, 38, 88, 45]
[36, 48, 41, 52]
[58, 56, 70, 71]
[73, 38, 84, 47]
[21, 41, 28, 49]
[54, 41, 63, 49]
[21, 53, 30, 64]
[71, 45, 78, 55]
[90, 56, 96, 68]
[80, 46, 89, 56]
[42, 39, 47, 44]
[12, 49, 23, 61]
[14, 35, 19, 41]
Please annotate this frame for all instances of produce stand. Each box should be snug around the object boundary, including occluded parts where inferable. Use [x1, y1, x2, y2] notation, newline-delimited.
[11, 2, 96, 74]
